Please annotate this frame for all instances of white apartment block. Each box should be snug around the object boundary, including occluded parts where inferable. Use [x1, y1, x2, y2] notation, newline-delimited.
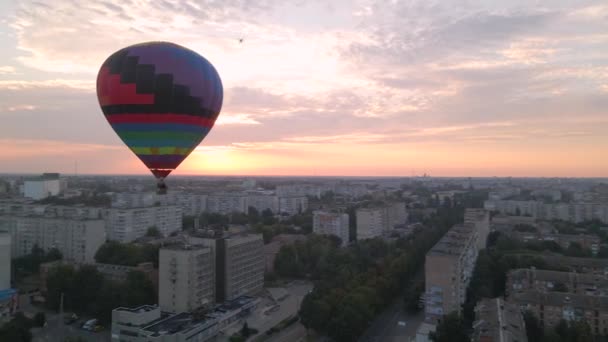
[356, 208, 388, 240]
[163, 193, 208, 217]
[206, 194, 247, 215]
[246, 194, 279, 214]
[0, 233, 10, 290]
[23, 176, 62, 200]
[278, 196, 308, 216]
[464, 208, 490, 250]
[159, 244, 215, 313]
[313, 211, 350, 246]
[276, 184, 321, 198]
[105, 206, 182, 242]
[485, 200, 608, 223]
[0, 216, 105, 263]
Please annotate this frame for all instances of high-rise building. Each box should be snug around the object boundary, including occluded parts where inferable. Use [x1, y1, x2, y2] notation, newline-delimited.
[464, 208, 490, 250]
[423, 224, 480, 324]
[23, 173, 62, 200]
[105, 205, 182, 242]
[313, 211, 349, 246]
[158, 244, 215, 313]
[0, 232, 10, 290]
[387, 202, 408, 228]
[356, 208, 387, 240]
[0, 216, 105, 263]
[193, 234, 265, 302]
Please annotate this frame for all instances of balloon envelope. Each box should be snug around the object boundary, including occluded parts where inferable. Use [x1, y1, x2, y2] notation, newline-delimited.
[96, 42, 223, 179]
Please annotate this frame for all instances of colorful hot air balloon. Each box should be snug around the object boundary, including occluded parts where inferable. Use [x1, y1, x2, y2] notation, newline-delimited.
[96, 42, 223, 194]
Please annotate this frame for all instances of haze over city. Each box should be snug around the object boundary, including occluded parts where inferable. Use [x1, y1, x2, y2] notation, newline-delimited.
[1, 0, 607, 177]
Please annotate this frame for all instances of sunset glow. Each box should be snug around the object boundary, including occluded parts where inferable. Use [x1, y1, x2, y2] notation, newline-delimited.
[1, 1, 607, 177]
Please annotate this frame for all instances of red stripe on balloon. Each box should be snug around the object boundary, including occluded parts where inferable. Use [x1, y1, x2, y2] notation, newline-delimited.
[106, 114, 215, 127]
[97, 67, 155, 106]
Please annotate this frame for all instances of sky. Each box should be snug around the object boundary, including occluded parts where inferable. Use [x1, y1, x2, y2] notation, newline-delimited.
[0, 0, 607, 177]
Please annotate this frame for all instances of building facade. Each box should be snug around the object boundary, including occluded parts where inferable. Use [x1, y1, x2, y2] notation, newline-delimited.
[215, 234, 264, 302]
[312, 211, 349, 246]
[206, 194, 247, 215]
[0, 233, 10, 290]
[278, 196, 308, 216]
[159, 244, 215, 313]
[0, 215, 105, 263]
[472, 298, 528, 342]
[105, 206, 182, 242]
[356, 207, 388, 240]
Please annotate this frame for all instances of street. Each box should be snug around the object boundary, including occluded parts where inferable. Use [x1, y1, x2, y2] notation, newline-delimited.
[358, 297, 424, 342]
[266, 322, 307, 342]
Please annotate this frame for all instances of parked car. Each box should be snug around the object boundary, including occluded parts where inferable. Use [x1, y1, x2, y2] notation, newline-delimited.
[64, 313, 78, 325]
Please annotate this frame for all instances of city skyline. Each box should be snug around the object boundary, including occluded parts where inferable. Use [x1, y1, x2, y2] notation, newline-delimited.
[1, 1, 608, 177]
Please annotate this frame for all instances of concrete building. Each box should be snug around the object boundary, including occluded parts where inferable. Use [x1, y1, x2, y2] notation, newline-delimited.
[276, 184, 321, 198]
[111, 305, 219, 342]
[278, 196, 308, 216]
[214, 234, 264, 302]
[0, 215, 105, 263]
[509, 253, 608, 275]
[423, 223, 482, 324]
[111, 297, 260, 342]
[313, 211, 349, 246]
[206, 193, 247, 214]
[245, 193, 279, 214]
[159, 244, 215, 313]
[465, 208, 490, 250]
[23, 173, 62, 200]
[507, 268, 608, 297]
[0, 233, 10, 290]
[510, 290, 608, 335]
[472, 298, 527, 342]
[112, 192, 157, 208]
[511, 231, 601, 255]
[484, 200, 608, 224]
[386, 202, 408, 229]
[356, 207, 388, 240]
[105, 206, 182, 242]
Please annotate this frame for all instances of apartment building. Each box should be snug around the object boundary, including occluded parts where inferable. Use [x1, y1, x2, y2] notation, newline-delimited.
[313, 211, 349, 246]
[206, 193, 247, 214]
[472, 298, 528, 342]
[484, 200, 608, 223]
[464, 208, 490, 250]
[105, 205, 182, 242]
[507, 268, 608, 297]
[0, 232, 10, 290]
[356, 207, 387, 240]
[276, 184, 321, 198]
[193, 234, 265, 302]
[245, 193, 279, 214]
[0, 215, 105, 263]
[509, 253, 608, 275]
[511, 232, 600, 255]
[158, 244, 215, 313]
[278, 196, 308, 216]
[424, 223, 481, 323]
[510, 290, 608, 335]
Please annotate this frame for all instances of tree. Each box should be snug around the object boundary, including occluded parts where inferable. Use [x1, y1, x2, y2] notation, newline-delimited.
[124, 271, 156, 307]
[33, 312, 46, 327]
[261, 208, 276, 225]
[146, 226, 161, 238]
[430, 312, 469, 342]
[523, 311, 543, 342]
[0, 313, 33, 342]
[241, 322, 251, 337]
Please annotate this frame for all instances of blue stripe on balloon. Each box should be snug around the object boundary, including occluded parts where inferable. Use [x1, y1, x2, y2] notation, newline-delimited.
[111, 123, 209, 133]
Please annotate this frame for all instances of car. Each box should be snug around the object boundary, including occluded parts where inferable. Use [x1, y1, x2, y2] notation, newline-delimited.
[397, 321, 407, 327]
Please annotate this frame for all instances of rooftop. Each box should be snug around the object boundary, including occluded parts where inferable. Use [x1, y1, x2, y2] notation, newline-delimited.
[428, 224, 475, 256]
[142, 312, 216, 337]
[511, 290, 608, 309]
[115, 305, 158, 314]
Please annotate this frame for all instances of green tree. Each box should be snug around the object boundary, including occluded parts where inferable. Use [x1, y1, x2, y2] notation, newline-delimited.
[124, 271, 156, 307]
[430, 312, 469, 342]
[146, 226, 161, 237]
[46, 265, 76, 311]
[523, 311, 543, 342]
[33, 312, 46, 327]
[0, 313, 33, 342]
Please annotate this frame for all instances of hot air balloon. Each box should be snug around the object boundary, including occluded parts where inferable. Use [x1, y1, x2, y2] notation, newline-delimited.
[96, 42, 223, 194]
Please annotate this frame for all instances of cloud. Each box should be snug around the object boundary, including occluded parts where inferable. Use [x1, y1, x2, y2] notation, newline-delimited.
[0, 66, 16, 74]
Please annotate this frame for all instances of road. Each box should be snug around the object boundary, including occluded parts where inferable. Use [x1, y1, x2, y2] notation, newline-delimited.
[358, 297, 424, 342]
[266, 322, 307, 342]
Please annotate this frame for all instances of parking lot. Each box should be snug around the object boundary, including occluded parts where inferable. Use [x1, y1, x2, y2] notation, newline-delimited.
[219, 281, 313, 341]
